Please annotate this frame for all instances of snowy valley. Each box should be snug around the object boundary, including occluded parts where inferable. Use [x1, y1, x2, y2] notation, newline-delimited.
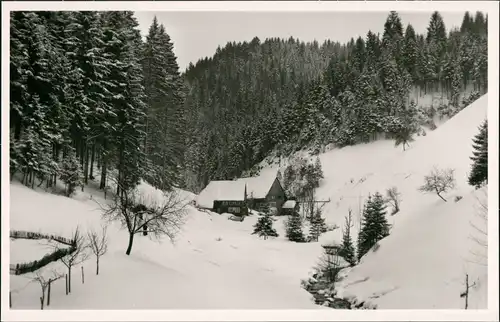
[9, 94, 488, 310]
[6, 8, 492, 314]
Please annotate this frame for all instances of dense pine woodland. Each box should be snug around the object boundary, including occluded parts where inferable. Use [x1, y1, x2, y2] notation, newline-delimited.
[10, 11, 488, 196]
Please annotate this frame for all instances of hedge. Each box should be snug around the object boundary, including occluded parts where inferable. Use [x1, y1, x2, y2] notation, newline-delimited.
[10, 230, 76, 275]
[10, 230, 74, 246]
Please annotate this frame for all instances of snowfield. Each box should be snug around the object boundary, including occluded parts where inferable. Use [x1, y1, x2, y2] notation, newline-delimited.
[9, 182, 324, 309]
[9, 95, 488, 310]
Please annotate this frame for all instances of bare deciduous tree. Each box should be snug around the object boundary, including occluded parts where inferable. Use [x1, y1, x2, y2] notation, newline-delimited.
[302, 187, 316, 220]
[460, 273, 477, 309]
[468, 189, 488, 266]
[32, 270, 63, 309]
[101, 180, 188, 255]
[87, 225, 109, 275]
[418, 167, 456, 202]
[385, 186, 402, 215]
[56, 227, 89, 294]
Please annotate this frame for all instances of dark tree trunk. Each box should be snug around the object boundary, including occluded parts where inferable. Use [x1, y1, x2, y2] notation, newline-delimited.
[47, 280, 51, 306]
[84, 144, 89, 185]
[80, 141, 85, 169]
[100, 155, 107, 190]
[96, 258, 99, 275]
[90, 144, 96, 180]
[125, 233, 135, 255]
[68, 267, 72, 293]
[436, 190, 447, 202]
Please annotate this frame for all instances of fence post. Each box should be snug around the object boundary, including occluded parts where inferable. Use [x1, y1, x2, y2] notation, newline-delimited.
[47, 279, 52, 306]
[81, 266, 84, 284]
[65, 274, 68, 295]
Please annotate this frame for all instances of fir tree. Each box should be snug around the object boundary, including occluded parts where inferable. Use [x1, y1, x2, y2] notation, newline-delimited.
[142, 18, 186, 190]
[460, 12, 474, 34]
[338, 209, 356, 266]
[393, 126, 415, 151]
[468, 120, 488, 188]
[60, 150, 83, 197]
[286, 211, 305, 243]
[357, 193, 390, 261]
[450, 60, 463, 107]
[308, 209, 328, 242]
[252, 213, 279, 240]
[402, 24, 419, 81]
[102, 11, 146, 195]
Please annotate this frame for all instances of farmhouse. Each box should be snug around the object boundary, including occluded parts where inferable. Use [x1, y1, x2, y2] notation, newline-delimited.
[237, 173, 286, 215]
[195, 180, 248, 216]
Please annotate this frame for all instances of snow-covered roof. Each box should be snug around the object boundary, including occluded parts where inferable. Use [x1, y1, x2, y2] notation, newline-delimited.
[282, 200, 297, 209]
[196, 180, 246, 209]
[236, 173, 278, 199]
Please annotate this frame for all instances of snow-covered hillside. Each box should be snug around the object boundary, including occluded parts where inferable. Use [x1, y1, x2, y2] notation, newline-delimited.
[9, 180, 324, 309]
[256, 94, 489, 309]
[9, 95, 488, 310]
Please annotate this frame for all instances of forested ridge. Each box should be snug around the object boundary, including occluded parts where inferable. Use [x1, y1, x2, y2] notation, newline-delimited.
[9, 11, 487, 196]
[182, 11, 487, 192]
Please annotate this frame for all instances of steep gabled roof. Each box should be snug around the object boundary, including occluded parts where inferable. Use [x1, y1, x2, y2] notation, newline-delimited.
[196, 180, 246, 209]
[236, 173, 279, 199]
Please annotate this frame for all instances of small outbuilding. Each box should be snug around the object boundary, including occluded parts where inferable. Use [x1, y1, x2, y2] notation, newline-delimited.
[281, 199, 299, 216]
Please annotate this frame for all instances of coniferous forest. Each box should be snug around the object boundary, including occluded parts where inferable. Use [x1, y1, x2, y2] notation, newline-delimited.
[10, 11, 488, 196]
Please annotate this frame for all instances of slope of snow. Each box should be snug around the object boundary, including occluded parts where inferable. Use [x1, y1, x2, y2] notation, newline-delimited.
[9, 181, 324, 309]
[256, 95, 489, 309]
[8, 95, 489, 310]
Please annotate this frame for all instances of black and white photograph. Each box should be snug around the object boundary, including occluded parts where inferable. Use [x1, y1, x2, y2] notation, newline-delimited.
[1, 1, 498, 320]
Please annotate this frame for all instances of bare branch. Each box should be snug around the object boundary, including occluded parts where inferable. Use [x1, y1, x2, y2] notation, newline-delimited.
[100, 181, 189, 255]
[418, 166, 456, 202]
[385, 186, 402, 215]
[87, 225, 108, 275]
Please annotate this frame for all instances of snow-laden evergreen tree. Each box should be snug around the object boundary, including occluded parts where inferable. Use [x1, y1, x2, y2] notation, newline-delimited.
[338, 209, 356, 266]
[142, 17, 186, 190]
[9, 12, 65, 188]
[450, 60, 463, 108]
[286, 211, 305, 243]
[364, 30, 381, 69]
[393, 125, 415, 151]
[382, 11, 404, 67]
[460, 12, 474, 34]
[101, 11, 146, 195]
[65, 11, 113, 186]
[357, 193, 390, 261]
[308, 209, 328, 242]
[60, 149, 83, 197]
[252, 213, 279, 240]
[402, 24, 419, 81]
[468, 120, 488, 188]
[426, 11, 448, 91]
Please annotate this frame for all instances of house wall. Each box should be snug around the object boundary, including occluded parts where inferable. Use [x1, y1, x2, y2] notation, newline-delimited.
[247, 178, 287, 214]
[213, 200, 248, 216]
[265, 178, 286, 214]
